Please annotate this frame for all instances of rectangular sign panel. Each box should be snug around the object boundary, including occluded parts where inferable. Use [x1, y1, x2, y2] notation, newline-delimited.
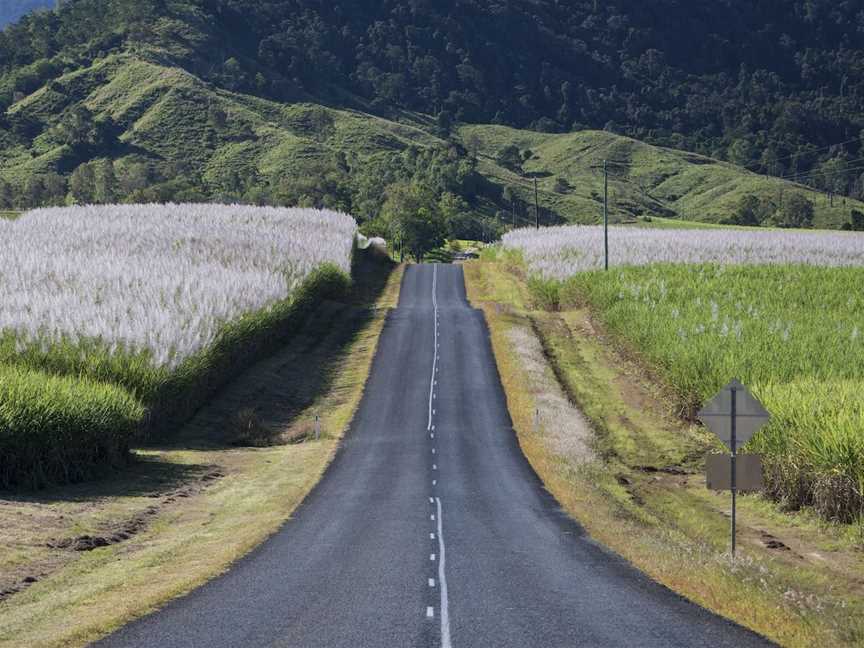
[706, 454, 763, 492]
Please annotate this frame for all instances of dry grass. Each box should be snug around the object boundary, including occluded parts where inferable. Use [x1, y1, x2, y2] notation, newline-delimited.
[0, 260, 404, 648]
[464, 259, 864, 648]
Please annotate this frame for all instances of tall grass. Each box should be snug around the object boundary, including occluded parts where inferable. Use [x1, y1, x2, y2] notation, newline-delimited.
[0, 204, 356, 367]
[555, 264, 864, 522]
[0, 204, 357, 487]
[0, 365, 144, 488]
[503, 224, 864, 278]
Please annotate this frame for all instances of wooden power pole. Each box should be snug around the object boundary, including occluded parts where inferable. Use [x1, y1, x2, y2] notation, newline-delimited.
[604, 159, 609, 271]
[534, 177, 540, 229]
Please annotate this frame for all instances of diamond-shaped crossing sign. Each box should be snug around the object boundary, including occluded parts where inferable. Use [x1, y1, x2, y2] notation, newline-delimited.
[698, 379, 770, 451]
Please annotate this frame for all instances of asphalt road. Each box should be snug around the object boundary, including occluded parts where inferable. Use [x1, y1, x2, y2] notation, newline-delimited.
[98, 264, 772, 648]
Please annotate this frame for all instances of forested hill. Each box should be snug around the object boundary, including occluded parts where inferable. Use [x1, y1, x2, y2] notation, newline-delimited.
[0, 1, 54, 28]
[2, 0, 864, 232]
[3, 0, 863, 192]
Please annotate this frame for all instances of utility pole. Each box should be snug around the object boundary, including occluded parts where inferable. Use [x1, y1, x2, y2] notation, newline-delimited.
[604, 159, 609, 271]
[534, 177, 540, 229]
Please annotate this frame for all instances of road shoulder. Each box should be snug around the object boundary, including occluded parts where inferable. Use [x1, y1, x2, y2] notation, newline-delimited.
[0, 258, 404, 648]
[463, 258, 864, 648]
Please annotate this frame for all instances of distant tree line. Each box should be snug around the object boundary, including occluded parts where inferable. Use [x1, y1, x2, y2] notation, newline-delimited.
[722, 192, 864, 231]
[0, 137, 510, 251]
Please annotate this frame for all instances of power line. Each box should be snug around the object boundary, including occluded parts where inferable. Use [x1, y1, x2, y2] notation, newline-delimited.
[778, 156, 864, 178]
[781, 162, 864, 185]
[744, 136, 862, 173]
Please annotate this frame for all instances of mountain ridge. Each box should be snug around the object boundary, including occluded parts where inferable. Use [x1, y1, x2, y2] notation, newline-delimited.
[0, 0, 54, 28]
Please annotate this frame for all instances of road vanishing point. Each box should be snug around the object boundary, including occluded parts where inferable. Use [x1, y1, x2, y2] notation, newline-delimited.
[98, 265, 773, 648]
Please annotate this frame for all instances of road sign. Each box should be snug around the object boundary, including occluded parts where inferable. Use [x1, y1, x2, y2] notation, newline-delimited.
[698, 379, 771, 556]
[698, 379, 770, 450]
[706, 454, 763, 492]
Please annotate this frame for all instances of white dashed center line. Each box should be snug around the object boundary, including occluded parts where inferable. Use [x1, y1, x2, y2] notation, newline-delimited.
[425, 266, 451, 646]
[427, 265, 438, 432]
[435, 496, 452, 648]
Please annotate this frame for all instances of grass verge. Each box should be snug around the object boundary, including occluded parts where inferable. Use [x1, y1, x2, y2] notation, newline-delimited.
[464, 258, 864, 648]
[0, 252, 403, 647]
[553, 263, 864, 523]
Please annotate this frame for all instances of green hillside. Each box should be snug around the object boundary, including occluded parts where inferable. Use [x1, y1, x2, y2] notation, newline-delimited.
[2, 51, 862, 233]
[461, 125, 864, 230]
[3, 54, 436, 174]
[1, 0, 863, 234]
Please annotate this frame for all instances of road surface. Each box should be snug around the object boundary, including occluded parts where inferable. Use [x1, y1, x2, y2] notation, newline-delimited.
[98, 265, 772, 648]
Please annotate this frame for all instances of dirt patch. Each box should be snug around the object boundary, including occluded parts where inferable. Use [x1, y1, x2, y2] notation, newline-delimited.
[48, 468, 225, 551]
[0, 468, 226, 603]
[760, 532, 791, 552]
[632, 465, 691, 476]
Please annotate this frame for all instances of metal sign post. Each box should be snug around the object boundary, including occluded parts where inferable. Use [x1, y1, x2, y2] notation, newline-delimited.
[730, 383, 737, 554]
[699, 379, 771, 556]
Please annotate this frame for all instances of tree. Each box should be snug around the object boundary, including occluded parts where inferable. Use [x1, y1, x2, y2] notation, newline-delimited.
[436, 110, 453, 137]
[221, 58, 246, 92]
[41, 172, 66, 206]
[380, 183, 447, 261]
[464, 132, 482, 159]
[207, 104, 227, 130]
[0, 178, 12, 208]
[850, 209, 864, 232]
[728, 139, 755, 167]
[48, 106, 111, 159]
[119, 161, 151, 196]
[723, 195, 763, 226]
[401, 207, 447, 261]
[438, 191, 474, 238]
[771, 193, 814, 229]
[23, 175, 45, 207]
[496, 145, 523, 173]
[553, 177, 571, 194]
[95, 160, 117, 204]
[69, 162, 96, 204]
